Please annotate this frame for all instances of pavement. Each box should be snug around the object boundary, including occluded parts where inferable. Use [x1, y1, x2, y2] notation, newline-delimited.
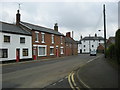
[75, 54, 119, 89]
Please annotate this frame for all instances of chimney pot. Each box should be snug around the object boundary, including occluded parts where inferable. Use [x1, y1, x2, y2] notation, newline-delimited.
[54, 23, 58, 31]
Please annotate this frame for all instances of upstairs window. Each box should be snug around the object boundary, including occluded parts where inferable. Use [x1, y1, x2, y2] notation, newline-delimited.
[0, 49, 8, 58]
[61, 36, 63, 44]
[4, 35, 10, 43]
[41, 32, 45, 43]
[20, 37, 25, 43]
[35, 31, 39, 42]
[51, 34, 54, 44]
[84, 45, 85, 47]
[92, 45, 94, 47]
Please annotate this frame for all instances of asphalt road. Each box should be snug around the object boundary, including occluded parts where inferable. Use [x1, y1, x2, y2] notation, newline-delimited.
[2, 54, 98, 88]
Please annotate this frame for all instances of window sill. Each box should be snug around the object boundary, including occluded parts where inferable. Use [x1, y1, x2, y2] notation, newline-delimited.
[50, 54, 54, 55]
[35, 41, 39, 43]
[38, 55, 46, 57]
[41, 41, 45, 43]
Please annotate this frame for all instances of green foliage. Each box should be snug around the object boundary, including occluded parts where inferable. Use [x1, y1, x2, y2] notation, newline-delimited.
[106, 44, 115, 58]
[115, 29, 120, 64]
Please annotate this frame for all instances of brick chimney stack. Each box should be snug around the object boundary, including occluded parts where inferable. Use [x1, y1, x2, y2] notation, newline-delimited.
[54, 23, 58, 31]
[66, 32, 71, 37]
[16, 10, 20, 25]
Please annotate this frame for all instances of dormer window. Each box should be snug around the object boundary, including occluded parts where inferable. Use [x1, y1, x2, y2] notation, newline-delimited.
[51, 34, 54, 44]
[35, 31, 39, 42]
[41, 32, 45, 43]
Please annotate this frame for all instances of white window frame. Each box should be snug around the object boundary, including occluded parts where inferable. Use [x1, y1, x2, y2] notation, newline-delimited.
[41, 32, 45, 43]
[60, 46, 64, 54]
[51, 34, 54, 44]
[38, 45, 47, 56]
[50, 46, 54, 55]
[61, 36, 63, 44]
[35, 31, 39, 43]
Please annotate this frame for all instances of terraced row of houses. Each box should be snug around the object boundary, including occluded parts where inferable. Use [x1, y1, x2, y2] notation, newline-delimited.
[0, 10, 78, 62]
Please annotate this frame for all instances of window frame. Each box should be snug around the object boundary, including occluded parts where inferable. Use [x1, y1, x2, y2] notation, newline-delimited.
[41, 32, 45, 43]
[51, 34, 54, 44]
[61, 36, 63, 44]
[23, 48, 29, 56]
[35, 31, 39, 43]
[20, 37, 25, 44]
[38, 45, 47, 56]
[0, 49, 8, 58]
[50, 46, 54, 55]
[60, 47, 64, 54]
[4, 35, 10, 43]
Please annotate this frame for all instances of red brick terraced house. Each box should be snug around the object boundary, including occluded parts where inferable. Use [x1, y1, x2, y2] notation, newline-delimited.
[65, 32, 78, 56]
[16, 10, 65, 60]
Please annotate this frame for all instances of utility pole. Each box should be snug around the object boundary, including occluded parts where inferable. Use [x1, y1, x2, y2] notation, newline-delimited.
[103, 4, 107, 58]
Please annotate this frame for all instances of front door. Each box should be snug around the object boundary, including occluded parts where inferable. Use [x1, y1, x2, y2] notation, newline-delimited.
[56, 48, 58, 57]
[16, 49, 20, 62]
[33, 46, 37, 60]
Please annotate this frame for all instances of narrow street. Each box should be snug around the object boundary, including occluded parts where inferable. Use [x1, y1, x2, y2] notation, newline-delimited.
[2, 54, 98, 88]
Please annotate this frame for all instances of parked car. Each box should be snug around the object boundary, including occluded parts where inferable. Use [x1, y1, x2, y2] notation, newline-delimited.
[90, 50, 97, 56]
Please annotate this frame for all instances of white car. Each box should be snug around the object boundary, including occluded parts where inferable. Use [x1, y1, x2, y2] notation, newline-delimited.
[90, 50, 97, 56]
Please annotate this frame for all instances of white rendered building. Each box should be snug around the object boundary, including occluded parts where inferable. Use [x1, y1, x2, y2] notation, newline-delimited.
[78, 34, 104, 54]
[0, 21, 32, 62]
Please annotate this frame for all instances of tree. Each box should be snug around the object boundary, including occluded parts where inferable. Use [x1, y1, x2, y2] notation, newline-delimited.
[115, 29, 120, 64]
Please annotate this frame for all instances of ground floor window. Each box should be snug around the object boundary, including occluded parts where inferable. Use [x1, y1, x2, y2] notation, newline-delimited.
[60, 47, 64, 54]
[0, 49, 8, 58]
[38, 45, 47, 56]
[23, 49, 28, 56]
[50, 46, 54, 55]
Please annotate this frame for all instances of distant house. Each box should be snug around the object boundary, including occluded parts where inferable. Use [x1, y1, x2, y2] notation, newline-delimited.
[16, 10, 65, 60]
[78, 34, 104, 53]
[0, 21, 32, 62]
[65, 32, 78, 56]
[97, 43, 104, 53]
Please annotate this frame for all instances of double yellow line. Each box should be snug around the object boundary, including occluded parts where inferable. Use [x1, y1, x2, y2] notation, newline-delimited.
[68, 71, 80, 90]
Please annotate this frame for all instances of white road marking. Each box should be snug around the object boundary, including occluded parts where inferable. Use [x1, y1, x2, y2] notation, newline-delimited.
[52, 83, 56, 85]
[79, 79, 90, 88]
[58, 79, 63, 82]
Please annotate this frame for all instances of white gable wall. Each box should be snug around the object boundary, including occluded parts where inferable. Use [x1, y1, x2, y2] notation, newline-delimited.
[0, 32, 32, 61]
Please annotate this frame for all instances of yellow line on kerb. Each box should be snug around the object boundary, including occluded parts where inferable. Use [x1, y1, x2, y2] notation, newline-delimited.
[68, 72, 75, 90]
[68, 72, 80, 90]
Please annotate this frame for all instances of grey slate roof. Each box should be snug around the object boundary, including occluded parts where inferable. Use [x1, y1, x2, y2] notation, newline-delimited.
[81, 36, 104, 40]
[65, 37, 77, 44]
[0, 21, 31, 35]
[20, 22, 64, 36]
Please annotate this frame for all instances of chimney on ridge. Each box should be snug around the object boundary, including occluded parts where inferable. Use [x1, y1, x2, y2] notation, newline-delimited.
[66, 32, 71, 37]
[54, 23, 58, 31]
[16, 10, 21, 25]
[95, 33, 97, 37]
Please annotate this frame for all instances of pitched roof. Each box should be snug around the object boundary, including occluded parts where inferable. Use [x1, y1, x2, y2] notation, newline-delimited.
[0, 21, 31, 35]
[65, 37, 77, 44]
[81, 36, 104, 40]
[20, 22, 64, 36]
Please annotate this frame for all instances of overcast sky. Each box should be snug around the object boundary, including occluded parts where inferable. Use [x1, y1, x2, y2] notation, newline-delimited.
[0, 0, 119, 40]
